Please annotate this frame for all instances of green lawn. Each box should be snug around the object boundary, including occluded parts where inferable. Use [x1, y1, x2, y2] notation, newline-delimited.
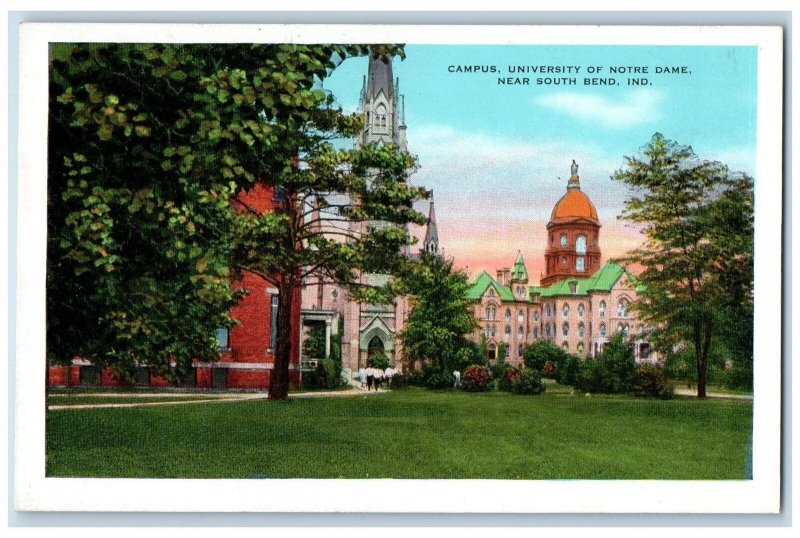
[46, 388, 752, 480]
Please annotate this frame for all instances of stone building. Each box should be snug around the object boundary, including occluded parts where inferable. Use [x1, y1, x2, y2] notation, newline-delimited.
[300, 53, 437, 373]
[465, 162, 656, 367]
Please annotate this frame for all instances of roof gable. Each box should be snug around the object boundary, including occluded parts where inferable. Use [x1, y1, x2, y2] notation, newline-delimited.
[465, 271, 515, 301]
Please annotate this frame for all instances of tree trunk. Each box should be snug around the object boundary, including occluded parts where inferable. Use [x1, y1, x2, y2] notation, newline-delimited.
[694, 318, 714, 399]
[269, 278, 296, 400]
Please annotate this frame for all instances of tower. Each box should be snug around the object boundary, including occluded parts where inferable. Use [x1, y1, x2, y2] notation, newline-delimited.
[422, 191, 439, 255]
[359, 53, 407, 151]
[541, 161, 601, 287]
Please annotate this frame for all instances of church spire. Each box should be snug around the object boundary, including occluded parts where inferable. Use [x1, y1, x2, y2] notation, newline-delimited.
[366, 53, 394, 101]
[511, 251, 528, 283]
[423, 191, 439, 255]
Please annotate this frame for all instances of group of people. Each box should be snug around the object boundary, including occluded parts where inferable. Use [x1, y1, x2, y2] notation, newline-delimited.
[358, 366, 398, 391]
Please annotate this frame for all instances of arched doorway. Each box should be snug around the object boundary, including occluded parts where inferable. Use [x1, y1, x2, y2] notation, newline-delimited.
[367, 335, 385, 359]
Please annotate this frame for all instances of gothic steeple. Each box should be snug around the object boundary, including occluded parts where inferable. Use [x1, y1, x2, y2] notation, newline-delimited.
[423, 191, 439, 255]
[359, 51, 406, 151]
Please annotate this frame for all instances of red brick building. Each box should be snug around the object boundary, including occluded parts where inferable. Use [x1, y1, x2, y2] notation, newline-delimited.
[48, 184, 301, 390]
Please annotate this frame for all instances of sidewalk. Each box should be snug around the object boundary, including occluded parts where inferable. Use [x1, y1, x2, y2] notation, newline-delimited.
[673, 388, 753, 400]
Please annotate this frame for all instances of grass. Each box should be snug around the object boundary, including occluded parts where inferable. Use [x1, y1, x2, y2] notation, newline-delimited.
[45, 388, 752, 480]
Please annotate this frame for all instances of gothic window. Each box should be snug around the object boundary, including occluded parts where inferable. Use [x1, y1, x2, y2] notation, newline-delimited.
[599, 322, 606, 337]
[518, 310, 524, 323]
[375, 103, 387, 127]
[560, 234, 568, 246]
[517, 345, 524, 358]
[617, 323, 630, 336]
[533, 309, 539, 321]
[578, 303, 585, 318]
[486, 307, 496, 320]
[599, 300, 606, 317]
[533, 327, 539, 339]
[517, 326, 524, 339]
[576, 235, 587, 254]
[504, 309, 512, 321]
[488, 288, 495, 298]
[563, 303, 570, 317]
[504, 325, 511, 341]
[562, 322, 569, 337]
[545, 324, 551, 337]
[576, 257, 585, 272]
[546, 304, 552, 317]
[491, 326, 497, 337]
[618, 298, 630, 318]
[578, 322, 585, 338]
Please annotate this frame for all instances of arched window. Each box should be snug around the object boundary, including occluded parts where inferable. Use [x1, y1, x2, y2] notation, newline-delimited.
[533, 327, 539, 339]
[576, 257, 585, 272]
[517, 345, 524, 358]
[562, 342, 569, 352]
[562, 322, 569, 337]
[546, 304, 552, 318]
[504, 309, 512, 321]
[599, 301, 606, 317]
[518, 310, 524, 323]
[560, 234, 568, 246]
[533, 309, 539, 321]
[576, 235, 587, 254]
[578, 322, 585, 338]
[617, 322, 630, 336]
[563, 303, 570, 317]
[504, 325, 511, 341]
[517, 326, 524, 339]
[618, 298, 630, 318]
[368, 336, 385, 358]
[486, 307, 496, 320]
[578, 303, 585, 318]
[599, 322, 606, 337]
[545, 324, 551, 337]
[488, 288, 495, 298]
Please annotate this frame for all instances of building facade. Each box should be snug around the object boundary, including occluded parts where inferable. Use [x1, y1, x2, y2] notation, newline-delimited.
[465, 163, 656, 367]
[48, 184, 302, 390]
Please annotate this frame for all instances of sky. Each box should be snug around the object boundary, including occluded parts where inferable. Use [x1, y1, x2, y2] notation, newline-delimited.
[323, 45, 758, 283]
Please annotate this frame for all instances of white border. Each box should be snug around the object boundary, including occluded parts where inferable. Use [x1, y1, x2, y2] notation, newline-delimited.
[15, 23, 783, 513]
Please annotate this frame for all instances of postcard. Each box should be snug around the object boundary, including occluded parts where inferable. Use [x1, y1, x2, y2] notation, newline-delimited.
[15, 23, 782, 513]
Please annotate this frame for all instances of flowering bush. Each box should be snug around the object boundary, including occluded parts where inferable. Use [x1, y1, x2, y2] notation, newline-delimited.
[498, 366, 521, 392]
[512, 368, 546, 395]
[541, 361, 556, 379]
[461, 365, 493, 392]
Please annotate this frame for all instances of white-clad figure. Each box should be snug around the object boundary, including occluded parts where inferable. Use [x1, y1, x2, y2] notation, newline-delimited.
[359, 367, 367, 389]
[384, 367, 394, 389]
[452, 370, 461, 389]
[374, 367, 384, 390]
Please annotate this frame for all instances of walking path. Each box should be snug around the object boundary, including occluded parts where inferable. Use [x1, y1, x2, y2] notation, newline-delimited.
[47, 387, 385, 411]
[673, 388, 753, 400]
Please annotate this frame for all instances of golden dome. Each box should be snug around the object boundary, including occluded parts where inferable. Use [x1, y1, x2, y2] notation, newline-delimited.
[550, 176, 598, 221]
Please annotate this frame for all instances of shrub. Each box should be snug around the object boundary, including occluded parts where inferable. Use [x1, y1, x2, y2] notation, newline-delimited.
[555, 355, 581, 387]
[367, 354, 390, 370]
[390, 373, 409, 389]
[524, 341, 566, 372]
[424, 370, 452, 390]
[633, 363, 674, 399]
[498, 366, 521, 392]
[302, 358, 344, 390]
[406, 369, 427, 387]
[573, 334, 636, 394]
[512, 368, 546, 395]
[461, 365, 493, 392]
[541, 361, 556, 379]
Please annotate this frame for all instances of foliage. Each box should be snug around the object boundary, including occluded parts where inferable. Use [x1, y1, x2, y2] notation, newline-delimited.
[424, 371, 452, 390]
[399, 252, 478, 375]
[302, 358, 344, 390]
[613, 133, 754, 398]
[633, 363, 674, 399]
[48, 43, 249, 384]
[512, 369, 546, 396]
[48, 43, 428, 398]
[524, 341, 567, 375]
[541, 361, 556, 378]
[302, 323, 327, 360]
[460, 365, 493, 392]
[367, 354, 390, 370]
[555, 354, 581, 387]
[574, 333, 637, 394]
[389, 373, 409, 389]
[498, 366, 521, 392]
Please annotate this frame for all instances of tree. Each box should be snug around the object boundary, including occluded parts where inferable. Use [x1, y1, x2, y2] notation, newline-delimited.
[226, 45, 428, 399]
[48, 43, 427, 399]
[613, 133, 754, 398]
[48, 44, 249, 383]
[399, 252, 478, 374]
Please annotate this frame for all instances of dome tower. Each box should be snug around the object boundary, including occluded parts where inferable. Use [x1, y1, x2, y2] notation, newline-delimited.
[541, 160, 601, 287]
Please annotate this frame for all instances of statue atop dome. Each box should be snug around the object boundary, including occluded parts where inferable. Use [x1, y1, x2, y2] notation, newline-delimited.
[571, 159, 578, 177]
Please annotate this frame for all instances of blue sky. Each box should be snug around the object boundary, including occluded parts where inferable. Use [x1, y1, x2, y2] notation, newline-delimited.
[323, 45, 758, 280]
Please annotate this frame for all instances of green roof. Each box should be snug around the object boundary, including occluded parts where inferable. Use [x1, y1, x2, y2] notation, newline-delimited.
[465, 271, 516, 301]
[511, 252, 528, 282]
[528, 262, 645, 300]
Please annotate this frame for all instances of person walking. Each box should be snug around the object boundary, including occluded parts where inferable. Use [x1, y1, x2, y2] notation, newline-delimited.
[384, 366, 394, 389]
[366, 367, 375, 391]
[374, 368, 383, 390]
[452, 369, 461, 389]
[359, 367, 367, 389]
